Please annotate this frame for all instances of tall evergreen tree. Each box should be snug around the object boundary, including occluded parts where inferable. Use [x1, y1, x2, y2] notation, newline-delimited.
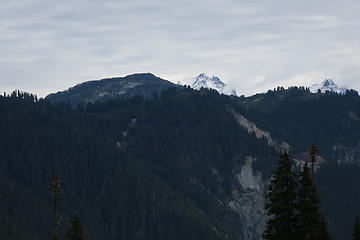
[309, 144, 318, 181]
[262, 152, 298, 240]
[353, 216, 360, 240]
[50, 174, 62, 240]
[296, 163, 330, 240]
[67, 212, 83, 240]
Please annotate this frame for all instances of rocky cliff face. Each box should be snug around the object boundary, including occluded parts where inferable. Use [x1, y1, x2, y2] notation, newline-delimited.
[332, 142, 360, 165]
[228, 156, 267, 240]
[228, 108, 290, 153]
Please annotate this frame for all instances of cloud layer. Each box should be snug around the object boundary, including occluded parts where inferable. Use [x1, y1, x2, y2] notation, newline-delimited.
[1, 0, 360, 96]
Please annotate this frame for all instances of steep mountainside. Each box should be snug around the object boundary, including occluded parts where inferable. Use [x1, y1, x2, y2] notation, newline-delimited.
[2, 83, 360, 240]
[46, 73, 175, 106]
[237, 87, 360, 154]
[235, 87, 360, 239]
[0, 89, 278, 240]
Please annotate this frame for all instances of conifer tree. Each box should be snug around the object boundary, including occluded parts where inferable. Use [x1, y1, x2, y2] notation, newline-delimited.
[50, 174, 62, 240]
[262, 152, 298, 240]
[309, 144, 318, 181]
[353, 216, 360, 240]
[67, 212, 83, 240]
[296, 163, 330, 240]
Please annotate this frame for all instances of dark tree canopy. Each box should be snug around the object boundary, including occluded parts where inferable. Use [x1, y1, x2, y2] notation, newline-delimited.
[1, 88, 360, 240]
[67, 212, 83, 240]
[263, 152, 298, 240]
[353, 216, 360, 240]
[296, 163, 330, 240]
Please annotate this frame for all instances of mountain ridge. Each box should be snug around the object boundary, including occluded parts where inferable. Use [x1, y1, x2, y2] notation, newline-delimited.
[45, 73, 175, 106]
[45, 73, 358, 107]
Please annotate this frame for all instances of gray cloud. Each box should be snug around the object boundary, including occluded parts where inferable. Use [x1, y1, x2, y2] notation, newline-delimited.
[1, 0, 360, 96]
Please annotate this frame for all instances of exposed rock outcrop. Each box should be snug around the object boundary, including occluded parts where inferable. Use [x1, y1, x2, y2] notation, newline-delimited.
[228, 156, 267, 240]
[228, 108, 290, 153]
[332, 142, 360, 165]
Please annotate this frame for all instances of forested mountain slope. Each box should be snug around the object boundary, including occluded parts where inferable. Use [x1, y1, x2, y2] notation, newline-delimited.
[235, 87, 360, 239]
[45, 73, 175, 106]
[1, 86, 360, 240]
[0, 88, 277, 240]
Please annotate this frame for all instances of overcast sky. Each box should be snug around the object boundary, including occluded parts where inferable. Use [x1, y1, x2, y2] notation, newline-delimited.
[1, 0, 360, 97]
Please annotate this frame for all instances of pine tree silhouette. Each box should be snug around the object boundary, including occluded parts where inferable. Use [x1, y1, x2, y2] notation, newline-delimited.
[67, 212, 83, 240]
[296, 163, 330, 240]
[263, 152, 298, 240]
[50, 174, 62, 240]
[352, 216, 360, 240]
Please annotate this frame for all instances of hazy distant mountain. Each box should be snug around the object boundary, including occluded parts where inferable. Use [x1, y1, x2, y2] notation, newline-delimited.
[310, 79, 347, 94]
[191, 73, 237, 96]
[46, 73, 175, 106]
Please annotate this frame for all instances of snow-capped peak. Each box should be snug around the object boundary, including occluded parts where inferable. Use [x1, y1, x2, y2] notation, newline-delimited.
[310, 79, 347, 94]
[191, 73, 237, 96]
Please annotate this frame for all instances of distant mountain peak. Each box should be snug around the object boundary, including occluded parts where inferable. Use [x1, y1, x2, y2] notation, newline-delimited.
[191, 73, 236, 96]
[46, 73, 175, 106]
[192, 73, 225, 90]
[310, 78, 347, 94]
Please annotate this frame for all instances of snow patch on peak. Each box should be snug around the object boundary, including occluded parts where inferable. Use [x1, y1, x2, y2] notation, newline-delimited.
[192, 73, 225, 90]
[310, 79, 347, 94]
[191, 73, 237, 96]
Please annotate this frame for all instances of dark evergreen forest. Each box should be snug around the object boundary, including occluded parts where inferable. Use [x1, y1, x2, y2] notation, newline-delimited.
[0, 88, 276, 240]
[1, 87, 360, 240]
[236, 87, 360, 239]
